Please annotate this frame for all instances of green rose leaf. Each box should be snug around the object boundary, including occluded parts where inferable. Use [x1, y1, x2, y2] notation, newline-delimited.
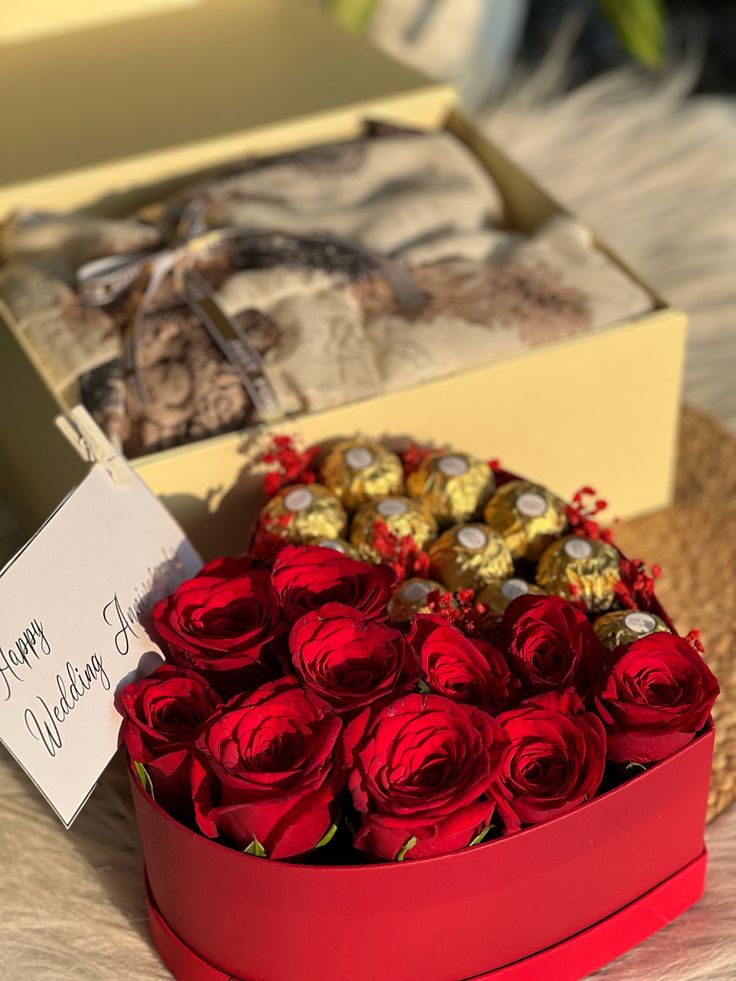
[417, 679, 432, 694]
[625, 761, 647, 777]
[315, 823, 339, 850]
[133, 761, 154, 801]
[244, 837, 267, 858]
[395, 836, 418, 862]
[469, 824, 494, 847]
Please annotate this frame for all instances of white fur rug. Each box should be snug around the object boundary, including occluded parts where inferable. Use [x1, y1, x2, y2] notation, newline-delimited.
[1, 69, 735, 980]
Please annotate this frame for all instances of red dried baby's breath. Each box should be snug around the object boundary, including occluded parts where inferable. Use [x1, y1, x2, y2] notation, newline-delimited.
[685, 629, 706, 655]
[615, 557, 663, 611]
[260, 434, 320, 496]
[400, 442, 433, 478]
[424, 587, 488, 637]
[370, 519, 429, 581]
[565, 486, 614, 543]
[249, 513, 291, 562]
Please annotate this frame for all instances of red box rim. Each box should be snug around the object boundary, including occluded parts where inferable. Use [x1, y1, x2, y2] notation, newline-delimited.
[129, 718, 714, 873]
[142, 849, 708, 981]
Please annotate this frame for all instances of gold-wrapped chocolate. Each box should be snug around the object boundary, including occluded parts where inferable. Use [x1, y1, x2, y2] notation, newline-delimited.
[536, 535, 621, 612]
[406, 451, 495, 525]
[387, 577, 445, 621]
[476, 577, 546, 616]
[483, 479, 567, 560]
[320, 439, 404, 510]
[593, 609, 670, 651]
[427, 523, 513, 591]
[350, 496, 437, 550]
[314, 537, 360, 560]
[258, 484, 347, 544]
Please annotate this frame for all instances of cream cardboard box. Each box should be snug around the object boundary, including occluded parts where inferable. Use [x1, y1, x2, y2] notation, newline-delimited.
[0, 0, 686, 558]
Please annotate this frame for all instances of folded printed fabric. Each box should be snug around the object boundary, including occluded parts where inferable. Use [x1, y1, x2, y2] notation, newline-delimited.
[0, 128, 654, 456]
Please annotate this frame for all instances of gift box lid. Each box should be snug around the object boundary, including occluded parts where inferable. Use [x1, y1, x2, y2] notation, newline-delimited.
[0, 0, 455, 213]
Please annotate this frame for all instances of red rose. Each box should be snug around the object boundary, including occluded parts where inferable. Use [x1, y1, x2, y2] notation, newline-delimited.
[409, 614, 517, 712]
[502, 594, 604, 698]
[271, 544, 396, 621]
[595, 633, 719, 764]
[120, 664, 221, 817]
[494, 690, 606, 832]
[192, 677, 344, 858]
[289, 603, 415, 715]
[341, 693, 507, 861]
[153, 556, 286, 696]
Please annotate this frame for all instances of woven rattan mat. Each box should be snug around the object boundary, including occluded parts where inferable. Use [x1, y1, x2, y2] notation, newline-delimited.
[614, 407, 736, 821]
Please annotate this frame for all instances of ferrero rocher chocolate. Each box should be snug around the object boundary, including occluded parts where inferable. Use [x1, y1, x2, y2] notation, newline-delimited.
[258, 483, 347, 544]
[536, 535, 621, 612]
[388, 577, 444, 621]
[593, 609, 670, 651]
[476, 577, 546, 616]
[350, 496, 437, 550]
[427, 523, 513, 591]
[483, 479, 567, 560]
[406, 451, 495, 525]
[320, 439, 404, 510]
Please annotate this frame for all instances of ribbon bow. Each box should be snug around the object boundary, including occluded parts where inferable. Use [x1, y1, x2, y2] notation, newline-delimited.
[77, 207, 427, 423]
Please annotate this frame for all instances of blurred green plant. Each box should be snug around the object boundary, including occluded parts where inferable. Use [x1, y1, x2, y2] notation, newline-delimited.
[600, 0, 666, 70]
[326, 0, 378, 35]
[326, 0, 666, 72]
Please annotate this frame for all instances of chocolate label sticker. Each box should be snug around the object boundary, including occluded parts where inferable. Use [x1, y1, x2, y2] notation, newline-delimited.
[377, 498, 408, 518]
[564, 538, 593, 560]
[0, 464, 200, 827]
[624, 612, 657, 635]
[344, 447, 375, 471]
[402, 580, 432, 603]
[516, 492, 547, 518]
[317, 539, 346, 553]
[438, 455, 469, 478]
[457, 526, 488, 550]
[501, 578, 530, 600]
[284, 488, 314, 512]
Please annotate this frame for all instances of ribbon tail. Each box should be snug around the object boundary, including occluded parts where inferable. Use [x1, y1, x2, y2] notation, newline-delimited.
[183, 269, 283, 422]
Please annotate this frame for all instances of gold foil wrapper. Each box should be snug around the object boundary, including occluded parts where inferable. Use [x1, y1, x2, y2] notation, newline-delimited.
[258, 483, 347, 544]
[476, 577, 546, 617]
[593, 610, 670, 651]
[427, 523, 513, 591]
[350, 496, 438, 550]
[320, 439, 404, 511]
[536, 535, 621, 612]
[406, 451, 495, 525]
[483, 479, 567, 560]
[387, 577, 445, 621]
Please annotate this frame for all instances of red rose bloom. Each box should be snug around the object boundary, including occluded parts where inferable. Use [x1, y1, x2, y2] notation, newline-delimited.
[502, 594, 604, 698]
[289, 603, 415, 715]
[120, 664, 221, 817]
[494, 690, 606, 832]
[272, 544, 396, 622]
[192, 677, 344, 858]
[341, 693, 507, 861]
[153, 556, 286, 696]
[595, 633, 719, 764]
[409, 615, 517, 712]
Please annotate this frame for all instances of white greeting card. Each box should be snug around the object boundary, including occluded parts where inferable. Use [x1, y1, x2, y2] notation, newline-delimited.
[0, 463, 201, 825]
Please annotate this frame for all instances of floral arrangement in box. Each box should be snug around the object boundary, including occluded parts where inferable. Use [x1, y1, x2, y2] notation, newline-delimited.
[119, 437, 718, 863]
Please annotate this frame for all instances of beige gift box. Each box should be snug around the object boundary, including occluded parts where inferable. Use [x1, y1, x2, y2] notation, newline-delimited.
[0, 0, 685, 558]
